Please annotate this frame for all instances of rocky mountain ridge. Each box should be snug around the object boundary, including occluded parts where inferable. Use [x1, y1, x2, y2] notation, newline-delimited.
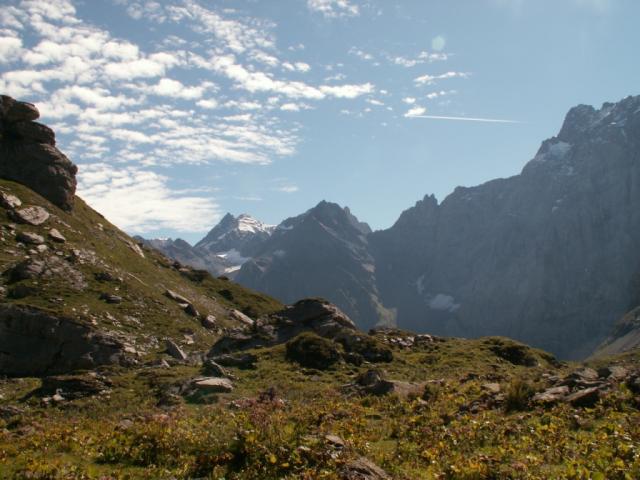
[152, 95, 640, 360]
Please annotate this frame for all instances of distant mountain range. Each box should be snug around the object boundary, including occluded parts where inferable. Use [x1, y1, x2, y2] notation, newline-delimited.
[145, 95, 640, 359]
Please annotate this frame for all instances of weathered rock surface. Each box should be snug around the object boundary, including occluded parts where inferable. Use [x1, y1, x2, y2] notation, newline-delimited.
[16, 231, 45, 244]
[165, 339, 188, 361]
[0, 304, 127, 376]
[192, 377, 234, 393]
[0, 95, 77, 211]
[11, 206, 50, 226]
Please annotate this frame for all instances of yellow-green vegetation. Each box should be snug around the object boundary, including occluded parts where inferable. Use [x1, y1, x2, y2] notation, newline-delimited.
[1, 332, 639, 479]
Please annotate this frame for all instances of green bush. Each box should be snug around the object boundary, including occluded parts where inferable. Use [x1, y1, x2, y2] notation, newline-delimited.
[285, 332, 341, 370]
[504, 378, 535, 412]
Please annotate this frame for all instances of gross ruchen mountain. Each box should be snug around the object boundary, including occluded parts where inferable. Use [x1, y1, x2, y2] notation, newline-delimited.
[372, 95, 640, 359]
[142, 213, 274, 277]
[236, 201, 395, 331]
[231, 95, 640, 359]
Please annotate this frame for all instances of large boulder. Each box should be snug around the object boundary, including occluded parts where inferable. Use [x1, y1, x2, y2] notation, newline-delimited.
[0, 95, 77, 211]
[0, 304, 128, 376]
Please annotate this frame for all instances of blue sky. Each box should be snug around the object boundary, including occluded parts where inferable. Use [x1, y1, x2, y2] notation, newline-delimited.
[1, 0, 638, 243]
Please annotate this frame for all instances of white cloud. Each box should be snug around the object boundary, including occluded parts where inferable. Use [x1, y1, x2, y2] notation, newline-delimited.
[77, 163, 220, 233]
[196, 98, 218, 109]
[402, 97, 416, 104]
[414, 71, 469, 86]
[0, 36, 22, 63]
[307, 0, 360, 18]
[274, 185, 299, 193]
[404, 106, 427, 118]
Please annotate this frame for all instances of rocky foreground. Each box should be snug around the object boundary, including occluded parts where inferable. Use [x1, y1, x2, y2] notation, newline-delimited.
[0, 96, 639, 478]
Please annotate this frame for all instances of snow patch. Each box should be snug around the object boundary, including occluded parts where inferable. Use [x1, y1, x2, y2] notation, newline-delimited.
[216, 249, 250, 265]
[272, 249, 286, 258]
[427, 293, 460, 313]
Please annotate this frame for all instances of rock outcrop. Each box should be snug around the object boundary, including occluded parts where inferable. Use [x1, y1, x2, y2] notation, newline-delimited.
[209, 298, 357, 355]
[0, 95, 77, 211]
[0, 304, 128, 376]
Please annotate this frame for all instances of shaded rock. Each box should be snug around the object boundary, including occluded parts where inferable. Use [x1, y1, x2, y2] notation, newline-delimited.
[211, 352, 257, 369]
[561, 368, 600, 388]
[192, 377, 233, 393]
[9, 259, 45, 281]
[39, 373, 110, 400]
[16, 231, 44, 245]
[0, 304, 127, 376]
[184, 303, 199, 317]
[565, 387, 601, 407]
[48, 228, 66, 243]
[626, 375, 640, 394]
[1, 96, 39, 122]
[597, 365, 628, 380]
[1, 96, 77, 211]
[533, 385, 570, 404]
[201, 314, 217, 329]
[202, 359, 232, 378]
[165, 339, 188, 361]
[340, 456, 390, 480]
[9, 121, 55, 145]
[100, 293, 122, 304]
[336, 331, 393, 363]
[11, 206, 50, 226]
[0, 192, 21, 209]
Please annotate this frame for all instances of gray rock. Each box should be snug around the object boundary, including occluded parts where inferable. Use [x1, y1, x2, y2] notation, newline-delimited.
[165, 339, 188, 361]
[0, 192, 21, 209]
[192, 377, 233, 393]
[12, 206, 50, 226]
[533, 385, 570, 404]
[165, 289, 191, 304]
[48, 228, 66, 243]
[0, 304, 127, 376]
[230, 309, 253, 326]
[202, 359, 232, 378]
[16, 231, 44, 244]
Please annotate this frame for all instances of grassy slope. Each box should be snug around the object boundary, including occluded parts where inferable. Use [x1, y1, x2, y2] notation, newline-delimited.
[0, 178, 282, 356]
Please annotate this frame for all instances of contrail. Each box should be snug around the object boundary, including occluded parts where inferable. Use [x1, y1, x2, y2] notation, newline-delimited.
[409, 114, 522, 124]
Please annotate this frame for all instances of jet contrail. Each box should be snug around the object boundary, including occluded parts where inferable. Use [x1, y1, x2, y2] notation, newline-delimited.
[409, 114, 522, 124]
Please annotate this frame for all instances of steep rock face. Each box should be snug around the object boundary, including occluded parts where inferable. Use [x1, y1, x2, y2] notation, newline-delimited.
[371, 95, 640, 359]
[236, 201, 394, 331]
[0, 304, 127, 376]
[0, 95, 77, 211]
